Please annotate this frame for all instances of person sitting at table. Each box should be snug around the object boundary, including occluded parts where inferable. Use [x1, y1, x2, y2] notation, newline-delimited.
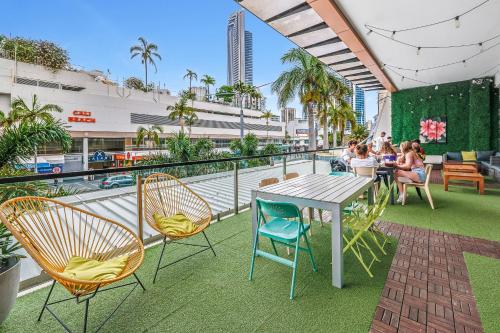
[379, 141, 397, 162]
[394, 141, 426, 203]
[412, 139, 426, 160]
[351, 144, 379, 168]
[367, 142, 377, 156]
[341, 140, 358, 164]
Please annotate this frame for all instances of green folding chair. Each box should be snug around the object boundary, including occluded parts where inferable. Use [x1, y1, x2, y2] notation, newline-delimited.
[249, 199, 317, 299]
[342, 188, 391, 277]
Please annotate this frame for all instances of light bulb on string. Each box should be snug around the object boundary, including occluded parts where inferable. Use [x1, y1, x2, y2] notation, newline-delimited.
[366, 29, 372, 35]
[381, 63, 386, 70]
[401, 76, 405, 82]
[455, 16, 460, 28]
[391, 31, 396, 39]
[463, 60, 467, 68]
[415, 70, 419, 77]
[416, 47, 421, 56]
[478, 42, 484, 52]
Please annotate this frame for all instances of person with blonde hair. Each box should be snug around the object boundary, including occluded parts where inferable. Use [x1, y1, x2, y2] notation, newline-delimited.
[394, 141, 426, 203]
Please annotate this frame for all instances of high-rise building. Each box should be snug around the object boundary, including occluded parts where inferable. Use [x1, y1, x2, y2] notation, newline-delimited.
[227, 11, 253, 86]
[353, 85, 365, 125]
[281, 107, 296, 123]
[335, 74, 365, 128]
[244, 31, 253, 85]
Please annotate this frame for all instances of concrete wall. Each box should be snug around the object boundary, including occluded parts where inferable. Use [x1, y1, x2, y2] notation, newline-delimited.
[0, 58, 284, 139]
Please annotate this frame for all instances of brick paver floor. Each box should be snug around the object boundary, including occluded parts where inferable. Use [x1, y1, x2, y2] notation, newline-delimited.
[370, 222, 500, 333]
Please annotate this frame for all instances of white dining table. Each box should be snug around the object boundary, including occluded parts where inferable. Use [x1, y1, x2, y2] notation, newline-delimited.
[251, 173, 374, 288]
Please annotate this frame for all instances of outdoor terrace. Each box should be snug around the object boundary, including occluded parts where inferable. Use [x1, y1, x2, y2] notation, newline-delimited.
[1, 152, 499, 333]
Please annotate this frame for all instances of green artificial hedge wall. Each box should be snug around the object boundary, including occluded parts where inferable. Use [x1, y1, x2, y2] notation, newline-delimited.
[392, 78, 498, 155]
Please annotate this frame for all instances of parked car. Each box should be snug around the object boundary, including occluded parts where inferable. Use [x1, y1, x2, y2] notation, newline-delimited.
[99, 175, 134, 189]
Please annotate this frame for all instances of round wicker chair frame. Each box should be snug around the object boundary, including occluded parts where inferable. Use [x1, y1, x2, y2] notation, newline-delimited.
[0, 196, 144, 296]
[143, 173, 215, 283]
[143, 173, 212, 241]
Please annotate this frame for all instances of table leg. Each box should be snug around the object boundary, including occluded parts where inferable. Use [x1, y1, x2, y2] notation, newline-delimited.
[331, 205, 343, 288]
[251, 191, 258, 240]
[444, 175, 449, 191]
[368, 185, 375, 205]
[389, 173, 395, 205]
[479, 179, 484, 195]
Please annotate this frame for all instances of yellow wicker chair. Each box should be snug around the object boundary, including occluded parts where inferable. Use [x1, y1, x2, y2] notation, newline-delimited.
[143, 173, 215, 283]
[0, 196, 145, 333]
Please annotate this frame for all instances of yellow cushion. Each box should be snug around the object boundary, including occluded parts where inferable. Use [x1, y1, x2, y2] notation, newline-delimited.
[61, 255, 129, 281]
[461, 151, 476, 161]
[153, 212, 198, 236]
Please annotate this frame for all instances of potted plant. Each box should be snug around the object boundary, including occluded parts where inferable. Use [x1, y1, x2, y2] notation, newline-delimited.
[0, 223, 24, 324]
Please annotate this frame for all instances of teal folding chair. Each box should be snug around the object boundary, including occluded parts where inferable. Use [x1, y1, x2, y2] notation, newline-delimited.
[249, 199, 317, 299]
[329, 171, 355, 177]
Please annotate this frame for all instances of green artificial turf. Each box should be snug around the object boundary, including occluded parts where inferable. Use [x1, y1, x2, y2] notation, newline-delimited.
[0, 211, 395, 333]
[381, 183, 500, 242]
[464, 253, 500, 333]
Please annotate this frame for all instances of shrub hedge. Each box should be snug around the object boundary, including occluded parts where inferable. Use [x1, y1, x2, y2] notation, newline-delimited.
[392, 78, 498, 155]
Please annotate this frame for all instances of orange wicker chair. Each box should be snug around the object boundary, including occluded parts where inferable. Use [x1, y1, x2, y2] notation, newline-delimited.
[143, 173, 215, 283]
[0, 196, 145, 333]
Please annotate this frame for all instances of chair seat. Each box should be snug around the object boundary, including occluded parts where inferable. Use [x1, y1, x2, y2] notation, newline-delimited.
[398, 176, 423, 186]
[259, 218, 310, 241]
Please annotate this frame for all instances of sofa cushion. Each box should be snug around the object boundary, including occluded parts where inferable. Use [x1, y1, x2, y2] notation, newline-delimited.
[461, 151, 477, 162]
[446, 152, 462, 161]
[476, 150, 495, 162]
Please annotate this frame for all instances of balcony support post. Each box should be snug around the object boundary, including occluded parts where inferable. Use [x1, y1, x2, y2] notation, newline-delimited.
[233, 162, 239, 214]
[136, 174, 144, 242]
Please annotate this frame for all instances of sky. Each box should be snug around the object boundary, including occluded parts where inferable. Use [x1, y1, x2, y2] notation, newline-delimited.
[0, 0, 377, 121]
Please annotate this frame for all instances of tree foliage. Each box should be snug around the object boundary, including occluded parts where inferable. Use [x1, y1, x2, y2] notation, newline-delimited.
[348, 124, 369, 142]
[216, 85, 234, 103]
[229, 133, 259, 157]
[125, 77, 154, 92]
[0, 36, 70, 71]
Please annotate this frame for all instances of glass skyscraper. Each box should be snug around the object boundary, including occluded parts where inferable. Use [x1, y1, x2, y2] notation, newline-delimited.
[353, 85, 365, 125]
[227, 11, 253, 86]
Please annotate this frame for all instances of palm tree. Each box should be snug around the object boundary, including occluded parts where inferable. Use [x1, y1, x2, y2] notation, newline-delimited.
[233, 81, 261, 141]
[167, 98, 193, 134]
[136, 125, 163, 148]
[260, 110, 273, 141]
[317, 73, 350, 149]
[329, 101, 357, 145]
[0, 110, 13, 128]
[130, 37, 161, 89]
[183, 69, 198, 95]
[184, 112, 198, 138]
[11, 95, 63, 172]
[272, 48, 326, 150]
[200, 75, 215, 101]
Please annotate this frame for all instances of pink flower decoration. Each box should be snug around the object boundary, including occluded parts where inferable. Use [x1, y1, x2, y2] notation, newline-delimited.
[435, 121, 446, 139]
[420, 119, 434, 137]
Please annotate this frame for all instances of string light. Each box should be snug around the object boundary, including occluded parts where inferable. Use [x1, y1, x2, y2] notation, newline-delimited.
[391, 31, 396, 39]
[366, 29, 372, 35]
[478, 42, 484, 52]
[415, 70, 419, 77]
[365, 1, 489, 34]
[463, 60, 467, 68]
[381, 40, 500, 73]
[401, 76, 405, 82]
[416, 47, 421, 56]
[363, 27, 500, 51]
